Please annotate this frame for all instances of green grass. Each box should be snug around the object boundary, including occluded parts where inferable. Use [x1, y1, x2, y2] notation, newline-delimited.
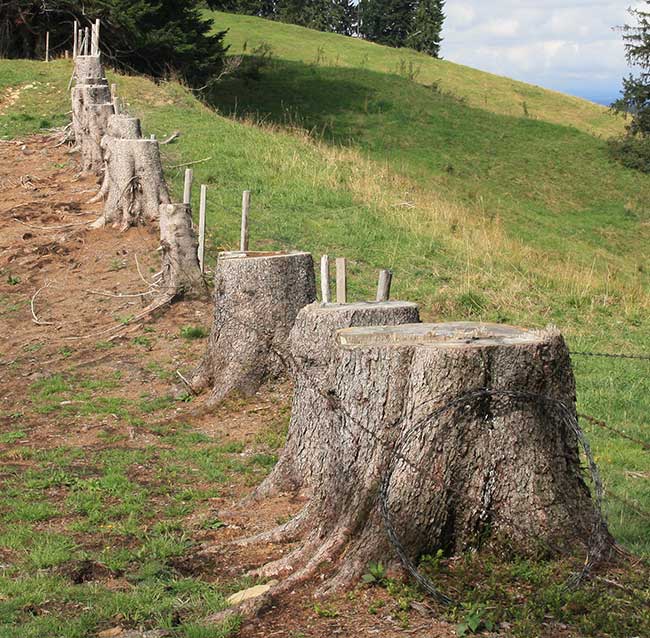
[207, 11, 621, 138]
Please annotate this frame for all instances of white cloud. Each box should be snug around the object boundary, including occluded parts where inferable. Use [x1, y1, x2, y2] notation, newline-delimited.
[441, 1, 639, 102]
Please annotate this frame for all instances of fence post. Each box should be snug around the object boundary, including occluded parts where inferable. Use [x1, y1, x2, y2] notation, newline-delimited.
[240, 190, 251, 252]
[93, 19, 100, 55]
[320, 255, 331, 304]
[376, 269, 393, 302]
[183, 168, 193, 206]
[198, 185, 207, 274]
[84, 27, 90, 55]
[336, 257, 347, 304]
[73, 21, 78, 59]
[45, 32, 50, 62]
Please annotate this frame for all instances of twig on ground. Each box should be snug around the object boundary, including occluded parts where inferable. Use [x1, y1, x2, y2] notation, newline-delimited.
[84, 289, 154, 299]
[176, 370, 199, 396]
[160, 131, 181, 145]
[13, 217, 91, 231]
[31, 283, 55, 326]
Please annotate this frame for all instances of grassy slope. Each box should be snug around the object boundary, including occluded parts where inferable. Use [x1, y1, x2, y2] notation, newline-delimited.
[210, 11, 622, 138]
[0, 33, 648, 590]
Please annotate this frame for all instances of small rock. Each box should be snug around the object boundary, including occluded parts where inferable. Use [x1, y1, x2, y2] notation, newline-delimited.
[226, 580, 278, 605]
[98, 628, 123, 638]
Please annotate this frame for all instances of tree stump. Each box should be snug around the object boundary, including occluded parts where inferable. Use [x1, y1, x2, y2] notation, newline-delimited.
[92, 139, 170, 231]
[88, 116, 143, 204]
[256, 301, 420, 498]
[190, 251, 316, 403]
[74, 55, 107, 86]
[156, 203, 206, 303]
[240, 322, 610, 597]
[71, 84, 112, 144]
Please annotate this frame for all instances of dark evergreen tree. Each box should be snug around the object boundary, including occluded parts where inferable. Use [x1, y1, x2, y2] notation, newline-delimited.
[359, 0, 416, 48]
[407, 0, 444, 57]
[0, 0, 227, 86]
[609, 3, 650, 172]
[613, 3, 650, 136]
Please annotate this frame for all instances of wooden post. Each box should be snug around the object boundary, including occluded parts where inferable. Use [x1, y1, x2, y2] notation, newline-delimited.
[73, 21, 78, 59]
[376, 269, 393, 302]
[240, 190, 251, 252]
[93, 19, 101, 55]
[320, 255, 331, 304]
[183, 168, 193, 206]
[65, 50, 69, 59]
[110, 84, 119, 114]
[84, 27, 90, 55]
[45, 32, 50, 62]
[150, 134, 156, 141]
[336, 257, 347, 304]
[198, 185, 207, 274]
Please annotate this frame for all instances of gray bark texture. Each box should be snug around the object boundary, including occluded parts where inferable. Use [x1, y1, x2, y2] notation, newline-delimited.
[256, 301, 421, 497]
[74, 55, 107, 86]
[88, 116, 143, 205]
[244, 322, 609, 596]
[92, 139, 170, 231]
[157, 203, 206, 302]
[190, 251, 317, 403]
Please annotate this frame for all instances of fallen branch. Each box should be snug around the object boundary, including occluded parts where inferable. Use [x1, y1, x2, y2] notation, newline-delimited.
[169, 157, 212, 169]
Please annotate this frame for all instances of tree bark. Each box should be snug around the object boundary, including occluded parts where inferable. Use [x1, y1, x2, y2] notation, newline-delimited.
[238, 322, 610, 597]
[190, 251, 316, 403]
[91, 139, 170, 231]
[88, 116, 143, 205]
[256, 301, 420, 497]
[74, 54, 107, 86]
[156, 203, 206, 302]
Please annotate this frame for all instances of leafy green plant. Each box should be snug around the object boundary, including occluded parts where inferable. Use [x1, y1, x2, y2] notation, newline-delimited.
[6, 274, 20, 285]
[362, 561, 387, 585]
[180, 325, 208, 340]
[456, 603, 495, 636]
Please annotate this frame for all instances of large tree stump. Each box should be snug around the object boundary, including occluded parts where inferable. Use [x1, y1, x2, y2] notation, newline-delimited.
[74, 55, 107, 85]
[92, 139, 170, 231]
[156, 203, 206, 303]
[88, 115, 143, 204]
[238, 322, 610, 598]
[190, 251, 316, 403]
[256, 301, 420, 498]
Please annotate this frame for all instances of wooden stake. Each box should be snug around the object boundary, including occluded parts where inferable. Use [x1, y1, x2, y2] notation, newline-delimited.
[93, 19, 100, 55]
[45, 32, 50, 62]
[320, 255, 331, 304]
[183, 168, 193, 206]
[84, 27, 90, 55]
[110, 84, 119, 114]
[198, 185, 207, 274]
[73, 21, 78, 58]
[240, 190, 251, 252]
[150, 134, 156, 141]
[65, 50, 69, 59]
[336, 257, 347, 304]
[376, 269, 393, 303]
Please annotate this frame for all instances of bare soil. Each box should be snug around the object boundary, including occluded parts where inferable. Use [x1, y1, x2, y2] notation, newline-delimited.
[0, 135, 457, 638]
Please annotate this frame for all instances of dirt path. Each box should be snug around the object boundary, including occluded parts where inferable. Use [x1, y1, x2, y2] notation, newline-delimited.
[0, 135, 460, 638]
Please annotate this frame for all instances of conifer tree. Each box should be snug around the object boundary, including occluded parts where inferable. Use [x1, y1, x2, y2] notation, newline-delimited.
[613, 3, 650, 136]
[407, 0, 444, 58]
[359, 0, 417, 48]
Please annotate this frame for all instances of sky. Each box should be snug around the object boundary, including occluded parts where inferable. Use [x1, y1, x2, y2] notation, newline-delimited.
[441, 1, 643, 104]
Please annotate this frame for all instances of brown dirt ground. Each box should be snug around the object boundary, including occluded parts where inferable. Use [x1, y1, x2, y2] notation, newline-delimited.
[0, 135, 458, 638]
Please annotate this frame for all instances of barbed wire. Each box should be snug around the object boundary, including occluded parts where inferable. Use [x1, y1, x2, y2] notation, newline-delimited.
[570, 350, 650, 362]
[579, 413, 650, 451]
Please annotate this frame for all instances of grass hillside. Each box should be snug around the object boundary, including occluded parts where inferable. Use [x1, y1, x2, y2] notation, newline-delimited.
[209, 10, 622, 138]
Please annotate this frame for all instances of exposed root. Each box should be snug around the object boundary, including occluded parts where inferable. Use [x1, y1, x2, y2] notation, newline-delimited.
[232, 505, 311, 547]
